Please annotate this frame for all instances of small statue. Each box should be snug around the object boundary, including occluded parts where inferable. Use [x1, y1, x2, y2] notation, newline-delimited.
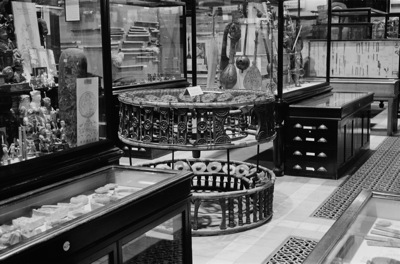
[30, 90, 41, 112]
[40, 97, 56, 124]
[8, 142, 15, 159]
[38, 132, 50, 152]
[1, 143, 9, 163]
[59, 120, 66, 138]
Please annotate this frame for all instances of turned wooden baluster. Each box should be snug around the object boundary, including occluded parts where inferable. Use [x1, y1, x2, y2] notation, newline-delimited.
[219, 198, 227, 230]
[238, 196, 243, 226]
[253, 193, 258, 222]
[258, 192, 264, 220]
[246, 195, 251, 224]
[228, 197, 235, 228]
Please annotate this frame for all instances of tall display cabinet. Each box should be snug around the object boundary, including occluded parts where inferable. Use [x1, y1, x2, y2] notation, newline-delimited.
[186, 0, 332, 176]
[186, 0, 374, 179]
[0, 0, 193, 263]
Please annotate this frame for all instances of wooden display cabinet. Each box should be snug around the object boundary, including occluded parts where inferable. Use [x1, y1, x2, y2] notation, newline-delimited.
[285, 92, 373, 179]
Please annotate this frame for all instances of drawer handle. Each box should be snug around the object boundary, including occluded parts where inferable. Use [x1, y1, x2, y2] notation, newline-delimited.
[305, 137, 315, 142]
[303, 126, 315, 130]
[306, 152, 315, 156]
[294, 123, 302, 128]
[293, 136, 302, 141]
[318, 124, 328, 130]
[63, 241, 70, 252]
[293, 151, 302, 156]
[318, 152, 327, 158]
[293, 165, 302, 170]
[306, 167, 315, 171]
[317, 167, 327, 172]
[318, 138, 327, 143]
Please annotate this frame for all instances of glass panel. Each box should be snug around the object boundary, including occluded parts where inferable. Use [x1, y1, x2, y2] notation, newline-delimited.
[0, 0, 106, 166]
[109, 0, 185, 88]
[122, 214, 183, 263]
[323, 196, 400, 264]
[190, 0, 328, 94]
[282, 0, 328, 92]
[0, 166, 177, 254]
[331, 8, 387, 40]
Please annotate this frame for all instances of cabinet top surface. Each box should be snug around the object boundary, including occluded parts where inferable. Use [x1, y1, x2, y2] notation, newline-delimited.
[291, 92, 373, 109]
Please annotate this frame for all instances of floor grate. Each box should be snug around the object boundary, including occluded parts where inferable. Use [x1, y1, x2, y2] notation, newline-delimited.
[264, 236, 318, 264]
[313, 137, 400, 220]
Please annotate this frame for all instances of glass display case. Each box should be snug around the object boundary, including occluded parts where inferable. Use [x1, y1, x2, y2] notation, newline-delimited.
[108, 0, 187, 89]
[0, 2, 194, 263]
[0, 0, 189, 197]
[187, 0, 330, 98]
[0, 165, 193, 263]
[305, 190, 400, 264]
[0, 0, 120, 184]
[386, 13, 400, 38]
[330, 8, 387, 40]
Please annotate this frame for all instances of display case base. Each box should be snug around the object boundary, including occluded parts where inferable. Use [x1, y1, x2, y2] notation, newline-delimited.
[123, 146, 170, 160]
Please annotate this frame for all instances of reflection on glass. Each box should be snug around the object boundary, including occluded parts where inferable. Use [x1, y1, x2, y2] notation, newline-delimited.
[0, 0, 106, 167]
[91, 255, 109, 264]
[109, 1, 185, 88]
[294, 92, 367, 108]
[122, 214, 183, 264]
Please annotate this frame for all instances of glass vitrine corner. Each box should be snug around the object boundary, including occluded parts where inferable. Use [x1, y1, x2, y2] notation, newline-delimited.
[305, 190, 400, 264]
[109, 0, 186, 90]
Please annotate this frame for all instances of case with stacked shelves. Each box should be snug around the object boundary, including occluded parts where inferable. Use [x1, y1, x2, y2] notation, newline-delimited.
[329, 8, 387, 40]
[109, 0, 188, 159]
[0, 1, 193, 263]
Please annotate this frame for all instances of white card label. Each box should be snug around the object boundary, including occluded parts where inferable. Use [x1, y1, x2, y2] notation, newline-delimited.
[184, 86, 203, 97]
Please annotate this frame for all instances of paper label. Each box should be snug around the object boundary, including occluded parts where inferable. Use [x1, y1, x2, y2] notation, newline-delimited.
[66, 0, 80, 21]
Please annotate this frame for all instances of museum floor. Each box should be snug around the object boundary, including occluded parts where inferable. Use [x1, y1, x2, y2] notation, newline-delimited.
[119, 103, 399, 264]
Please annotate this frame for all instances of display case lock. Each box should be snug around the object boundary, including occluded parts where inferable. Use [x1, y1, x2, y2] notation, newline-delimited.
[63, 241, 71, 251]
